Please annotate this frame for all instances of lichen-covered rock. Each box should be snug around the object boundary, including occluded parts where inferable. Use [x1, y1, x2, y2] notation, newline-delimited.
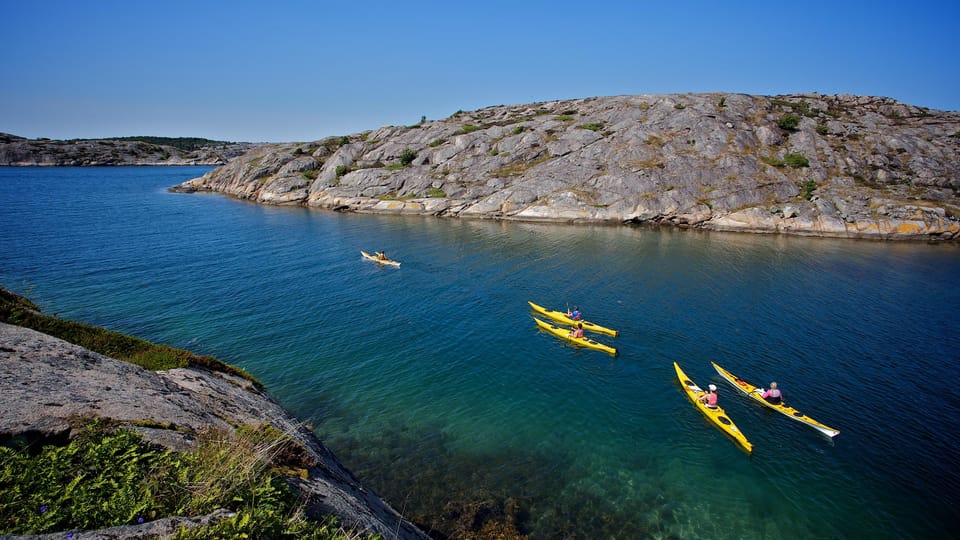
[172, 93, 960, 240]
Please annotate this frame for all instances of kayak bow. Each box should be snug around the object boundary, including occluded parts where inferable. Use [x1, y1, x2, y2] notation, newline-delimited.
[533, 317, 618, 356]
[711, 362, 840, 438]
[527, 301, 618, 337]
[674, 362, 753, 454]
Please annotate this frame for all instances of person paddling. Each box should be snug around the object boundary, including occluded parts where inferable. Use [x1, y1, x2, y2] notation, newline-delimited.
[698, 384, 719, 409]
[376, 250, 387, 261]
[758, 382, 782, 405]
[566, 306, 582, 321]
[568, 322, 584, 339]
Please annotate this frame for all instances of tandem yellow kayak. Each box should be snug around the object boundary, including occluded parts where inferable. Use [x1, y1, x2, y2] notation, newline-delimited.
[527, 301, 618, 337]
[674, 362, 753, 454]
[361, 250, 400, 267]
[711, 362, 840, 438]
[533, 317, 618, 356]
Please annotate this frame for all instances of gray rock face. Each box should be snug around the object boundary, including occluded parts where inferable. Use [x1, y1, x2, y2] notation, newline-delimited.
[0, 322, 427, 540]
[171, 94, 960, 240]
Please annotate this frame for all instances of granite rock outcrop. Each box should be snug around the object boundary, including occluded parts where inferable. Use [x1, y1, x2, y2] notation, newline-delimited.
[0, 322, 428, 540]
[173, 93, 960, 240]
[0, 133, 259, 166]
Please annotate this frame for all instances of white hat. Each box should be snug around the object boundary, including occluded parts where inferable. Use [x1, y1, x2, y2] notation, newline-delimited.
[708, 384, 717, 391]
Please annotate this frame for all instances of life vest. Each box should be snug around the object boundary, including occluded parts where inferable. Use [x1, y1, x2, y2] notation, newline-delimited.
[704, 391, 718, 408]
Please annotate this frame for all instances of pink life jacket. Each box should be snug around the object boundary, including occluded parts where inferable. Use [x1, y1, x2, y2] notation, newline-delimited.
[704, 391, 718, 408]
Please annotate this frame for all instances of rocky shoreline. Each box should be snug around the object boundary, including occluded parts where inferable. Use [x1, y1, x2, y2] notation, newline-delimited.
[0, 313, 429, 539]
[172, 93, 960, 241]
[0, 133, 259, 167]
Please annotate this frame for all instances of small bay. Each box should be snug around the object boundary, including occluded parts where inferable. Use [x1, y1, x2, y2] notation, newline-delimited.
[1, 166, 958, 539]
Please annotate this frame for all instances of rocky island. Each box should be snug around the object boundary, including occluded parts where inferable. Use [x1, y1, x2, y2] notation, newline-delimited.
[173, 93, 960, 240]
[0, 133, 260, 166]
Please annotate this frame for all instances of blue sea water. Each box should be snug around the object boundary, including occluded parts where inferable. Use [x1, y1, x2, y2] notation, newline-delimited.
[1, 166, 958, 539]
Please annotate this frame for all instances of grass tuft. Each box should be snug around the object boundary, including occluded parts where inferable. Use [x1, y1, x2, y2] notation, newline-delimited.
[0, 288, 260, 386]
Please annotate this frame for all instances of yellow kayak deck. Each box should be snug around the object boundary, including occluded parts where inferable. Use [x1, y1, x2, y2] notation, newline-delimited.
[528, 301, 618, 337]
[361, 250, 400, 267]
[674, 362, 753, 454]
[533, 317, 618, 356]
[711, 362, 840, 438]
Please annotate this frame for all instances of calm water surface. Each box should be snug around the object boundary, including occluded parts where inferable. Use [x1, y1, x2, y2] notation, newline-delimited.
[1, 167, 958, 539]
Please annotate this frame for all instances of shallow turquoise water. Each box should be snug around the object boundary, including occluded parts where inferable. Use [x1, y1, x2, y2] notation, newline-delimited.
[1, 167, 958, 538]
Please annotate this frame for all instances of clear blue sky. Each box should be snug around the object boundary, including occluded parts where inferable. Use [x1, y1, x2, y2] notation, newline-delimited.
[2, 0, 957, 142]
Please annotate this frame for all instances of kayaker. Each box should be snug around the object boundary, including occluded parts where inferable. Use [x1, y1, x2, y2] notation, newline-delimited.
[569, 323, 584, 339]
[758, 382, 782, 405]
[377, 251, 387, 261]
[567, 306, 582, 321]
[698, 384, 719, 408]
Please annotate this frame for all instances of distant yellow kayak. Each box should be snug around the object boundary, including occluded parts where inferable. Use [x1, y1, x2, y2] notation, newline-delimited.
[533, 317, 618, 356]
[361, 250, 400, 267]
[712, 362, 840, 438]
[674, 362, 753, 454]
[527, 301, 618, 337]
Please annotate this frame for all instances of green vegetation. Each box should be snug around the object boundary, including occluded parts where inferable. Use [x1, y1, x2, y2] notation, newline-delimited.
[301, 170, 319, 181]
[560, 109, 578, 115]
[338, 136, 350, 147]
[760, 155, 785, 167]
[578, 123, 604, 132]
[0, 420, 370, 539]
[455, 125, 481, 135]
[512, 126, 525, 135]
[816, 124, 829, 135]
[0, 288, 259, 386]
[398, 148, 417, 166]
[384, 163, 406, 171]
[335, 165, 350, 178]
[425, 187, 447, 198]
[784, 153, 810, 168]
[674, 103, 686, 110]
[778, 113, 801, 130]
[800, 180, 818, 200]
[428, 139, 444, 147]
[771, 99, 818, 118]
[717, 96, 726, 109]
[555, 115, 575, 122]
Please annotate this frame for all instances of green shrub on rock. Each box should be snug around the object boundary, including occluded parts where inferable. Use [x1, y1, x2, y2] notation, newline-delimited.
[399, 148, 417, 166]
[784, 153, 809, 168]
[778, 113, 801, 131]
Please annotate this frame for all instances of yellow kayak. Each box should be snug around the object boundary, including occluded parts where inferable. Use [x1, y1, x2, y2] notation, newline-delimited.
[361, 250, 400, 267]
[527, 301, 618, 337]
[674, 362, 753, 454]
[533, 317, 618, 356]
[711, 362, 840, 438]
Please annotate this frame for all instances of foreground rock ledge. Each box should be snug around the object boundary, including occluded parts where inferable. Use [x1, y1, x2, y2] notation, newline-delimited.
[0, 322, 428, 540]
[173, 93, 960, 241]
